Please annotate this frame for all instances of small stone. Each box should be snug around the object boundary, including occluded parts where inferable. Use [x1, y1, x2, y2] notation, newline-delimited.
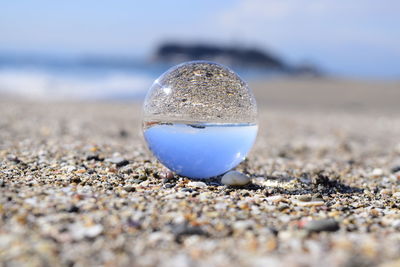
[123, 186, 136, 192]
[25, 197, 37, 206]
[69, 176, 81, 184]
[380, 189, 392, 196]
[294, 200, 324, 207]
[232, 220, 253, 232]
[7, 155, 21, 163]
[119, 129, 129, 138]
[391, 166, 400, 173]
[162, 171, 175, 180]
[392, 220, 400, 230]
[187, 181, 207, 188]
[120, 166, 134, 174]
[221, 171, 251, 186]
[304, 219, 339, 232]
[64, 165, 77, 173]
[181, 188, 193, 192]
[164, 183, 175, 188]
[0, 179, 4, 187]
[106, 157, 129, 167]
[371, 168, 383, 178]
[75, 169, 86, 174]
[67, 205, 80, 213]
[266, 195, 284, 203]
[116, 160, 129, 167]
[85, 225, 103, 238]
[312, 193, 324, 201]
[173, 192, 187, 199]
[172, 223, 208, 242]
[70, 224, 103, 240]
[369, 209, 380, 217]
[139, 180, 150, 186]
[86, 154, 104, 161]
[137, 174, 147, 181]
[278, 204, 290, 211]
[297, 195, 312, 202]
[393, 192, 400, 198]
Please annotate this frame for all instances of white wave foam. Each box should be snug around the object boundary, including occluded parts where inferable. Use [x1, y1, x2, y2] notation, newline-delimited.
[0, 68, 152, 100]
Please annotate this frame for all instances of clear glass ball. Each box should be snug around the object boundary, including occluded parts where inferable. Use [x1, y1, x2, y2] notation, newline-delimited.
[142, 61, 258, 179]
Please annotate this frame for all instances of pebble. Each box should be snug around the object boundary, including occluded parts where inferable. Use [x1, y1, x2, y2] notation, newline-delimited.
[162, 171, 175, 180]
[70, 224, 104, 240]
[294, 200, 324, 207]
[166, 192, 187, 199]
[147, 232, 173, 245]
[371, 168, 384, 178]
[106, 157, 129, 167]
[297, 195, 312, 202]
[392, 192, 400, 198]
[120, 165, 134, 174]
[391, 166, 400, 173]
[304, 219, 340, 232]
[221, 171, 251, 186]
[266, 195, 284, 203]
[86, 154, 104, 161]
[369, 209, 380, 217]
[85, 225, 104, 238]
[137, 174, 148, 181]
[116, 161, 129, 168]
[119, 129, 129, 138]
[7, 154, 21, 163]
[187, 181, 207, 188]
[232, 220, 253, 232]
[70, 176, 82, 184]
[312, 193, 324, 201]
[67, 205, 80, 213]
[164, 183, 175, 188]
[172, 223, 208, 242]
[181, 188, 193, 192]
[123, 186, 136, 192]
[278, 204, 290, 211]
[392, 220, 400, 230]
[380, 189, 392, 196]
[64, 165, 77, 173]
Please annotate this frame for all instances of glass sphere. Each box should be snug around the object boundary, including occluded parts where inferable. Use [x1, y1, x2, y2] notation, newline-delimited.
[142, 61, 258, 179]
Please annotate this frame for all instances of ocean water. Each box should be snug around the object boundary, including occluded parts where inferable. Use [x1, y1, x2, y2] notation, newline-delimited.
[0, 54, 271, 100]
[0, 55, 165, 100]
[143, 123, 258, 179]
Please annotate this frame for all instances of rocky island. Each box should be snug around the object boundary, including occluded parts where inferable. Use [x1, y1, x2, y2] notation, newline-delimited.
[153, 43, 320, 76]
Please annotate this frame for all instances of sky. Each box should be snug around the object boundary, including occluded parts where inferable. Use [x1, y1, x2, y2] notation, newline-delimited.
[1, 0, 400, 78]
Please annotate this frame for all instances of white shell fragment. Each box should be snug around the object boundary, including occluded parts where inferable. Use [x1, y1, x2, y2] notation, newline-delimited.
[221, 171, 251, 186]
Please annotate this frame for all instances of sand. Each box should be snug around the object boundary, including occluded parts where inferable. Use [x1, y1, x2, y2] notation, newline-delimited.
[1, 78, 400, 266]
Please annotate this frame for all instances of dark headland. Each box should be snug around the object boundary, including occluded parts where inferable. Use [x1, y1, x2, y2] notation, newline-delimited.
[153, 42, 320, 76]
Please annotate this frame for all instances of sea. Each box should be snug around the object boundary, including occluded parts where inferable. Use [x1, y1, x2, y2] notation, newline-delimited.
[0, 54, 272, 101]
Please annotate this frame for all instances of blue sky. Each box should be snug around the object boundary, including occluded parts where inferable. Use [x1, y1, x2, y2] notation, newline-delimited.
[1, 0, 400, 78]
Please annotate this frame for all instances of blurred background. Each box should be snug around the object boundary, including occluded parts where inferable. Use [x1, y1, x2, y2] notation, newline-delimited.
[0, 0, 399, 106]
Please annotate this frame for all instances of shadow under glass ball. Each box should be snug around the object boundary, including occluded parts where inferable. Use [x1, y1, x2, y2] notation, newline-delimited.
[142, 61, 258, 179]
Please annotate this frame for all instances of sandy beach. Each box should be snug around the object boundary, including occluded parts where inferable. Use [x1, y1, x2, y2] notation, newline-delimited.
[1, 78, 400, 266]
